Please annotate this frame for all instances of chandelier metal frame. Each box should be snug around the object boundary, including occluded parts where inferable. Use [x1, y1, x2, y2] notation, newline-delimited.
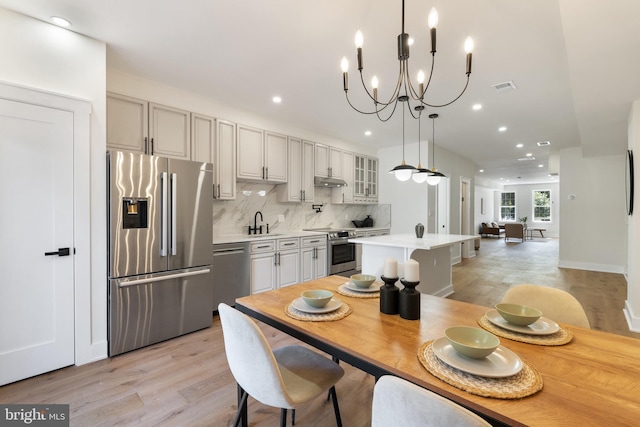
[341, 0, 473, 122]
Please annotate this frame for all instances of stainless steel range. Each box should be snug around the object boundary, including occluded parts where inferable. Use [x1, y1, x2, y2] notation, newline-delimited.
[304, 228, 358, 277]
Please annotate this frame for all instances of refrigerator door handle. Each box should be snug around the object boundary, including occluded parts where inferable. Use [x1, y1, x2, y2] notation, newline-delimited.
[160, 172, 168, 256]
[170, 172, 177, 256]
[117, 268, 211, 288]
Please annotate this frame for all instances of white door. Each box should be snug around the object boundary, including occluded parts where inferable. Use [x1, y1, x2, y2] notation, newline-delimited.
[0, 99, 75, 386]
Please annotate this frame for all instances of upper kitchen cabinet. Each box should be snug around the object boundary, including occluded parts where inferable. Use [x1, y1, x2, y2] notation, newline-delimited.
[106, 92, 191, 160]
[191, 113, 236, 200]
[354, 154, 379, 204]
[315, 143, 342, 179]
[107, 92, 148, 153]
[277, 137, 314, 203]
[331, 150, 354, 204]
[191, 113, 214, 163]
[148, 103, 191, 160]
[215, 119, 237, 200]
[237, 125, 287, 183]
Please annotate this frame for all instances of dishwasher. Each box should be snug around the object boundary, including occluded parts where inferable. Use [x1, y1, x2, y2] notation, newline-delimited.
[212, 242, 250, 311]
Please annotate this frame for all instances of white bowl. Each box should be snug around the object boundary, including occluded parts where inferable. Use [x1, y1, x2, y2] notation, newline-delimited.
[301, 290, 333, 308]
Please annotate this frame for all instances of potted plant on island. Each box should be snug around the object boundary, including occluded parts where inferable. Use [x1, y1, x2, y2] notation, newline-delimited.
[519, 216, 528, 230]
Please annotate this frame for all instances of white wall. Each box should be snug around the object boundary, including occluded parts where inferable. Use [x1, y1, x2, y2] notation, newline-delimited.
[0, 8, 107, 363]
[625, 101, 640, 331]
[558, 147, 626, 273]
[503, 182, 560, 238]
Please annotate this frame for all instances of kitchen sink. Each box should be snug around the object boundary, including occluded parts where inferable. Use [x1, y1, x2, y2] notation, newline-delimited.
[246, 233, 282, 238]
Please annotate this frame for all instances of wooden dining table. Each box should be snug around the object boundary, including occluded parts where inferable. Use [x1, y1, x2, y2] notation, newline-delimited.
[234, 276, 640, 427]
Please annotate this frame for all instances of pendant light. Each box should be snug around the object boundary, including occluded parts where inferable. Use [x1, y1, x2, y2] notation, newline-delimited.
[389, 96, 417, 181]
[412, 105, 430, 183]
[427, 113, 446, 186]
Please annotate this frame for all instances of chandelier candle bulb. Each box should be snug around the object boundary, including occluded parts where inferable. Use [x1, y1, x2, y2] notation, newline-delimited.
[465, 37, 474, 75]
[341, 57, 349, 91]
[404, 259, 419, 282]
[384, 257, 398, 279]
[355, 30, 364, 70]
[428, 7, 438, 53]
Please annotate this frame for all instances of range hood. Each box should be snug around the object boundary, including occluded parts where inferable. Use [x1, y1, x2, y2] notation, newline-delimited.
[314, 176, 348, 188]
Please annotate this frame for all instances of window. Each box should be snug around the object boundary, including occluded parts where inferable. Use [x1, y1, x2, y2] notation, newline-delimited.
[500, 192, 516, 221]
[533, 190, 551, 222]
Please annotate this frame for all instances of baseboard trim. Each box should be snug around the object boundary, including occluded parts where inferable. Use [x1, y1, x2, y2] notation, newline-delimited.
[557, 259, 625, 274]
[434, 285, 454, 298]
[624, 301, 640, 333]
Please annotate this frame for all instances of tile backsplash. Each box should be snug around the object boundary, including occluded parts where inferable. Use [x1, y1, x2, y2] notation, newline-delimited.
[213, 182, 390, 236]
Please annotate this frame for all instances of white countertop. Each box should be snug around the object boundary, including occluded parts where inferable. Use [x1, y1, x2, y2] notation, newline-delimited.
[349, 233, 478, 250]
[212, 226, 391, 245]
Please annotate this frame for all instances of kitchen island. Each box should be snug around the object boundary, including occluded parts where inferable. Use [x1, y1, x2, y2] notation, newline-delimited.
[349, 233, 477, 296]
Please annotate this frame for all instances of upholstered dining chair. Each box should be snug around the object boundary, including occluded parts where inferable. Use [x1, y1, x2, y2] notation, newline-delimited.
[372, 375, 491, 427]
[217, 303, 344, 427]
[501, 284, 591, 328]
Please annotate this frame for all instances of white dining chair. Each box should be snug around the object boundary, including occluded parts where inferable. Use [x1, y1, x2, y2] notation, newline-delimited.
[372, 375, 491, 427]
[501, 284, 591, 328]
[217, 303, 344, 427]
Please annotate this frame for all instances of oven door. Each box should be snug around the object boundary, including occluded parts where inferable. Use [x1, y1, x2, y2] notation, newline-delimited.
[329, 240, 357, 275]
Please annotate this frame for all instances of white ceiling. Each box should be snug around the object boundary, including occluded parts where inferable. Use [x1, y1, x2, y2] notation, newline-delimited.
[3, 0, 640, 185]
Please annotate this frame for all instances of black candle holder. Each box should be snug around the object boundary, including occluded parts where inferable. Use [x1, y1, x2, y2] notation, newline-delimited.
[399, 279, 420, 320]
[379, 275, 399, 314]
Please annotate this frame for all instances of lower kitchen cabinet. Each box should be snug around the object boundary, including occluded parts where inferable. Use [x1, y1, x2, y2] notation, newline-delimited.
[276, 238, 300, 287]
[301, 236, 327, 282]
[250, 240, 276, 294]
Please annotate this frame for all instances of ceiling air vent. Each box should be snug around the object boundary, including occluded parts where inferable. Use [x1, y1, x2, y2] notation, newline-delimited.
[492, 81, 517, 93]
[536, 141, 551, 147]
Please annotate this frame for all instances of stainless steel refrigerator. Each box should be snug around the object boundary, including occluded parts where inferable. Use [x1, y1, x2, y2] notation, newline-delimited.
[107, 151, 213, 356]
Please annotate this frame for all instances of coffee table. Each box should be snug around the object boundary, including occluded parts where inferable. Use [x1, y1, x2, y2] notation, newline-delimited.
[526, 228, 546, 239]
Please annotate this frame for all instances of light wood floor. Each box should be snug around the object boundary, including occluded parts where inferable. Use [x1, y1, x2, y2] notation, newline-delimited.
[1, 237, 637, 426]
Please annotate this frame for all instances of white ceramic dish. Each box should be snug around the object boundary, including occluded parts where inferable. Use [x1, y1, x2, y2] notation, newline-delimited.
[432, 337, 523, 378]
[486, 309, 560, 335]
[292, 297, 343, 314]
[344, 281, 383, 293]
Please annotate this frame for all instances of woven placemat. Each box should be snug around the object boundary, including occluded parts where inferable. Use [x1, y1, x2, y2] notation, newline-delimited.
[336, 282, 381, 299]
[417, 341, 543, 399]
[477, 315, 573, 346]
[285, 301, 352, 321]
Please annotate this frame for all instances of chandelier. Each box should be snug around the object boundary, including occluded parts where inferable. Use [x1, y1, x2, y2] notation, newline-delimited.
[340, 0, 473, 122]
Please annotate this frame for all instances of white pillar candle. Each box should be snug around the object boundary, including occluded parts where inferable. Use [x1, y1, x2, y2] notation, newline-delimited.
[404, 259, 419, 282]
[383, 257, 398, 278]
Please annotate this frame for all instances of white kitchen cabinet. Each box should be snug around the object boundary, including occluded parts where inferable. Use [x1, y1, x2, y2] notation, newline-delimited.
[215, 119, 237, 200]
[250, 240, 276, 294]
[354, 154, 379, 204]
[237, 125, 287, 183]
[331, 150, 354, 204]
[107, 92, 148, 154]
[191, 113, 214, 163]
[355, 231, 365, 272]
[315, 143, 342, 178]
[301, 236, 327, 282]
[107, 93, 191, 160]
[277, 137, 314, 202]
[149, 103, 191, 159]
[276, 238, 300, 287]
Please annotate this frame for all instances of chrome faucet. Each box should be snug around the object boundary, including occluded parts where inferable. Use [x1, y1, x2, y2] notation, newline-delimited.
[248, 211, 264, 235]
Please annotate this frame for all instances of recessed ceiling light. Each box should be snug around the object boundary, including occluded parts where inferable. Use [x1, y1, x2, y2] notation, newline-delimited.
[51, 16, 71, 27]
[538, 164, 544, 168]
[479, 169, 484, 173]
[526, 153, 532, 157]
[272, 96, 282, 104]
[516, 143, 524, 148]
[472, 104, 482, 111]
[364, 130, 372, 136]
[498, 126, 507, 132]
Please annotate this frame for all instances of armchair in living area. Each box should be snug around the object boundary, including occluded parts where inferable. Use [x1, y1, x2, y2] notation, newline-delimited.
[480, 222, 504, 238]
[504, 223, 525, 242]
